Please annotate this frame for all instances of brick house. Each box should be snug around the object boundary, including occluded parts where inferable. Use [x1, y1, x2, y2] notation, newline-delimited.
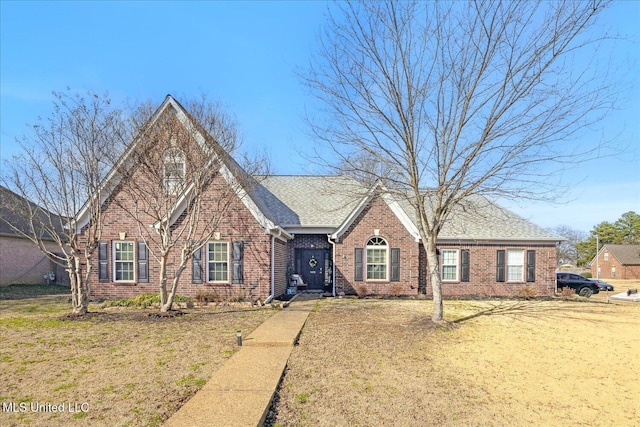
[77, 95, 562, 301]
[0, 186, 68, 286]
[590, 244, 640, 280]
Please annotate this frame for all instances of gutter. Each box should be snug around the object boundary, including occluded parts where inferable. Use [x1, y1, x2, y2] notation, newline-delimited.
[328, 234, 336, 297]
[263, 233, 275, 305]
[263, 227, 290, 305]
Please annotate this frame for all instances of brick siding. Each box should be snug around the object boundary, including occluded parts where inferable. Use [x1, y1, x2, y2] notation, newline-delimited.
[0, 236, 67, 286]
[334, 196, 419, 296]
[590, 250, 640, 280]
[81, 170, 273, 301]
[332, 196, 557, 297]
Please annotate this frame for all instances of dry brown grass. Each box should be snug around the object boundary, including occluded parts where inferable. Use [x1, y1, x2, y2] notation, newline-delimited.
[0, 296, 275, 426]
[271, 280, 640, 426]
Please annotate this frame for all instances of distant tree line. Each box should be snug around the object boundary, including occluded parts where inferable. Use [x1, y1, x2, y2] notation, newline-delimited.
[576, 211, 640, 266]
[551, 212, 640, 267]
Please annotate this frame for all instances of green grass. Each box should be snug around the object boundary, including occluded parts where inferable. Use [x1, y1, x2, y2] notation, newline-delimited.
[0, 283, 70, 299]
[295, 392, 310, 403]
[0, 316, 67, 328]
[175, 374, 206, 387]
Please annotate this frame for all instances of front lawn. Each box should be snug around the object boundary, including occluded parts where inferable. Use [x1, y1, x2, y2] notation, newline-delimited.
[270, 283, 640, 426]
[0, 296, 275, 426]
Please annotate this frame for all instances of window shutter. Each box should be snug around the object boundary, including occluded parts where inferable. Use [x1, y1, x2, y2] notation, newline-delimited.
[461, 249, 470, 282]
[354, 248, 363, 282]
[98, 241, 109, 282]
[496, 250, 505, 282]
[391, 248, 400, 282]
[137, 241, 149, 283]
[526, 250, 536, 282]
[232, 241, 244, 284]
[192, 247, 203, 284]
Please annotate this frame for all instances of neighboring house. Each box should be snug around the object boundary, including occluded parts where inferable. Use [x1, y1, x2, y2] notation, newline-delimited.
[77, 95, 562, 301]
[590, 244, 640, 280]
[0, 186, 69, 286]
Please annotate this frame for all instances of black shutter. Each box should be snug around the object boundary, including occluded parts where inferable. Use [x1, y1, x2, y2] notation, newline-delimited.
[232, 241, 244, 284]
[461, 249, 470, 282]
[98, 241, 109, 282]
[496, 250, 505, 282]
[192, 246, 203, 284]
[137, 241, 149, 283]
[526, 250, 536, 282]
[354, 248, 363, 281]
[391, 248, 400, 282]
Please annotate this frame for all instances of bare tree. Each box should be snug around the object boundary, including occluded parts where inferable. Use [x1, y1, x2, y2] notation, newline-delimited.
[0, 90, 127, 314]
[304, 0, 618, 321]
[115, 96, 266, 311]
[548, 225, 587, 266]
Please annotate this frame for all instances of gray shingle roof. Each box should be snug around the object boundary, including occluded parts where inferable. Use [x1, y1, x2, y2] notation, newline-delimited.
[251, 177, 561, 242]
[0, 185, 63, 240]
[395, 193, 562, 242]
[254, 175, 366, 228]
[603, 244, 640, 265]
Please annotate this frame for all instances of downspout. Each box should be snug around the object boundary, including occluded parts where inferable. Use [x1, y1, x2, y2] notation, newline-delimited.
[328, 234, 336, 297]
[263, 234, 276, 305]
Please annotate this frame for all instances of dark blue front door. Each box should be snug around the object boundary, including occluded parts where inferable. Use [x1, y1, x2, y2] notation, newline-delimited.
[295, 249, 331, 291]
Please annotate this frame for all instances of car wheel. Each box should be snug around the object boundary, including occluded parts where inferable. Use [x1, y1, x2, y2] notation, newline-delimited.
[578, 287, 593, 298]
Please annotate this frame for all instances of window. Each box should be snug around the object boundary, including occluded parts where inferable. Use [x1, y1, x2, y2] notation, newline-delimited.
[114, 241, 135, 282]
[442, 249, 459, 281]
[611, 266, 616, 278]
[163, 148, 185, 194]
[506, 249, 524, 282]
[207, 242, 229, 282]
[366, 237, 387, 280]
[604, 252, 609, 261]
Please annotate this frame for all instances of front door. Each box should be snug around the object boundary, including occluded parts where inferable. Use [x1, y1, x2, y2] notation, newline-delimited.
[295, 249, 331, 291]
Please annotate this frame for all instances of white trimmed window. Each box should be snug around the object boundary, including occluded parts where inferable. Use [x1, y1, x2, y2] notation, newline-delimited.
[442, 249, 459, 281]
[113, 241, 135, 282]
[207, 242, 229, 283]
[163, 148, 186, 194]
[506, 249, 524, 282]
[604, 252, 609, 261]
[366, 237, 388, 280]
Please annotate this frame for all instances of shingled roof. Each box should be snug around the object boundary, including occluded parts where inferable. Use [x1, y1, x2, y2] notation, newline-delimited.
[395, 193, 563, 242]
[256, 175, 365, 229]
[600, 244, 640, 265]
[0, 185, 63, 240]
[79, 95, 561, 244]
[250, 176, 562, 242]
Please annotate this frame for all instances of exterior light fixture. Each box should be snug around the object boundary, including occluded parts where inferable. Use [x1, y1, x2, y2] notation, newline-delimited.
[236, 330, 242, 346]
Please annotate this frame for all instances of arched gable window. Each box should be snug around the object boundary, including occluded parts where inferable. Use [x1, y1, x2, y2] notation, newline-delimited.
[163, 148, 185, 194]
[366, 236, 388, 280]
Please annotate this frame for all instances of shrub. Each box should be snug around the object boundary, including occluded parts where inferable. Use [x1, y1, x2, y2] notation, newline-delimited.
[582, 272, 592, 278]
[103, 293, 190, 308]
[194, 291, 218, 304]
[194, 289, 253, 304]
[518, 285, 537, 300]
[389, 283, 403, 297]
[559, 287, 576, 300]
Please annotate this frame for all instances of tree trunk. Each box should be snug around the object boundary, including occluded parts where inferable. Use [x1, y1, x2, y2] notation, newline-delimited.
[159, 256, 168, 308]
[425, 238, 444, 322]
[68, 257, 88, 315]
[161, 258, 188, 312]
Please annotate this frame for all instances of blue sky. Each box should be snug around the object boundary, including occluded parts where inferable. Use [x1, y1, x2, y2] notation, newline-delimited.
[1, 1, 639, 233]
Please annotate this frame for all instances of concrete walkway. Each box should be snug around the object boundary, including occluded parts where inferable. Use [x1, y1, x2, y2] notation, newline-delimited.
[164, 298, 316, 427]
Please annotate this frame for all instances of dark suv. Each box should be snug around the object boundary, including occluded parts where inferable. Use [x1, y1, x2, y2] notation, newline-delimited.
[556, 273, 600, 297]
